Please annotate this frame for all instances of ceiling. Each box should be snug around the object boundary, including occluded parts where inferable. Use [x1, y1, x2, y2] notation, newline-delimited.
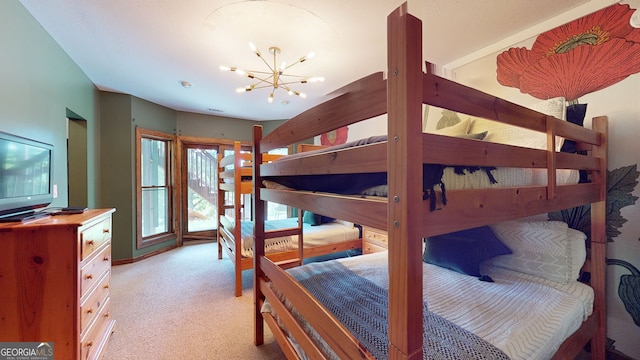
[19, 0, 599, 121]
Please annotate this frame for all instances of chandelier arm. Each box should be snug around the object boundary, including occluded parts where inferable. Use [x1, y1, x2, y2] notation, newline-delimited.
[257, 54, 276, 74]
[276, 73, 309, 79]
[283, 59, 304, 70]
[236, 69, 277, 76]
[250, 77, 275, 86]
[248, 84, 275, 90]
[278, 80, 309, 86]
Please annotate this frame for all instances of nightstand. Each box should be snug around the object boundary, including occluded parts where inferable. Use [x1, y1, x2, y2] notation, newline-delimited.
[362, 226, 388, 254]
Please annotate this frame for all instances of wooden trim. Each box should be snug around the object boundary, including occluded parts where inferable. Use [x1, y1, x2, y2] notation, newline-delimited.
[135, 127, 178, 250]
[111, 243, 179, 266]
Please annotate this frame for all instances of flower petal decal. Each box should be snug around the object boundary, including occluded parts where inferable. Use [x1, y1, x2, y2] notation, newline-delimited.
[320, 126, 348, 146]
[497, 4, 640, 101]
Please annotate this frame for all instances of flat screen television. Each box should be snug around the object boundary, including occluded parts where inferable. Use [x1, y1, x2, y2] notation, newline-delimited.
[0, 131, 54, 220]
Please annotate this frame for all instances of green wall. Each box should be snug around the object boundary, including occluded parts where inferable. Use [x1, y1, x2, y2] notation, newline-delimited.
[177, 112, 285, 141]
[3, 1, 294, 262]
[0, 1, 101, 210]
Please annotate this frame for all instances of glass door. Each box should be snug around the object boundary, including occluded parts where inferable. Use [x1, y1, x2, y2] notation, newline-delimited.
[182, 142, 220, 240]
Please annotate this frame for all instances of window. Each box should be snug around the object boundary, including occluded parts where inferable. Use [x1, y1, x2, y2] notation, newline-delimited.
[136, 128, 176, 248]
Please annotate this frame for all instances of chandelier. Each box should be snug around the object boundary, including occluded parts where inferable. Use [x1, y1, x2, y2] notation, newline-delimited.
[220, 43, 324, 103]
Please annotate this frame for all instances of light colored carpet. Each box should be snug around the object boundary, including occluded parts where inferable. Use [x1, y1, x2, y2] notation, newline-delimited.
[103, 241, 285, 360]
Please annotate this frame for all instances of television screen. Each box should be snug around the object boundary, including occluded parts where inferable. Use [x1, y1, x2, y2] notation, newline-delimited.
[0, 131, 53, 218]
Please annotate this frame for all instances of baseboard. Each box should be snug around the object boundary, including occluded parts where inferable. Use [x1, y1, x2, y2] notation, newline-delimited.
[112, 244, 179, 266]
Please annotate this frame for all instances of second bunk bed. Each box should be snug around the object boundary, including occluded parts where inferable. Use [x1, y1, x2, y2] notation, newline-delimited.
[217, 141, 362, 296]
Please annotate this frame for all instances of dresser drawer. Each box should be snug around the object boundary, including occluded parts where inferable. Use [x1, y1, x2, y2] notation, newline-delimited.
[80, 297, 114, 360]
[80, 270, 110, 331]
[363, 239, 388, 254]
[81, 217, 112, 260]
[362, 227, 388, 248]
[80, 244, 111, 297]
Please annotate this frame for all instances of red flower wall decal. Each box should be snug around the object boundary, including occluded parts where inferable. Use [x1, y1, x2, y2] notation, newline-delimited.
[320, 126, 348, 146]
[497, 4, 640, 102]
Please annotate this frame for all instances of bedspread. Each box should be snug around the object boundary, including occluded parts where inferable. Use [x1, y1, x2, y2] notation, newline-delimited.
[264, 252, 593, 360]
[238, 218, 359, 257]
[291, 260, 510, 360]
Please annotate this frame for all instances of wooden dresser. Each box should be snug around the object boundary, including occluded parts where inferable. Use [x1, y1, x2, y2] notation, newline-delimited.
[0, 208, 116, 360]
[362, 226, 388, 254]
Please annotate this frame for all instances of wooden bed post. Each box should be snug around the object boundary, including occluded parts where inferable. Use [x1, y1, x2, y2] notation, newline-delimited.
[217, 153, 224, 261]
[589, 116, 608, 359]
[234, 141, 243, 297]
[387, 3, 424, 359]
[253, 125, 265, 345]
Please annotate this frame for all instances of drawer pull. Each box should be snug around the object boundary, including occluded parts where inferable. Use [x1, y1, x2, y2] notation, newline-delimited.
[103, 256, 110, 262]
[103, 311, 110, 318]
[103, 284, 110, 289]
[85, 274, 93, 280]
[87, 308, 94, 314]
[86, 240, 95, 245]
[103, 228, 110, 234]
[85, 341, 93, 348]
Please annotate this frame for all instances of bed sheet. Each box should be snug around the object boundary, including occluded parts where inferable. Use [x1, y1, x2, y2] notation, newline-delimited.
[237, 218, 359, 257]
[264, 251, 593, 360]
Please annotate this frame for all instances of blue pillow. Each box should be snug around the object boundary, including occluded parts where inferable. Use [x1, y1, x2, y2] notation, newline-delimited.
[302, 211, 334, 226]
[423, 226, 511, 277]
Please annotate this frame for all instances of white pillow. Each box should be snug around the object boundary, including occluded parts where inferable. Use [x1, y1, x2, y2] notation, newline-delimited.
[469, 97, 566, 151]
[432, 117, 472, 136]
[486, 220, 586, 283]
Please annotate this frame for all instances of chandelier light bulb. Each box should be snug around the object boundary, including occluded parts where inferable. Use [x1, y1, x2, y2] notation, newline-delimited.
[268, 93, 274, 103]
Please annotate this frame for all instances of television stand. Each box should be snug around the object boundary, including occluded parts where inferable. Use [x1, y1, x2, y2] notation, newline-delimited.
[0, 211, 50, 223]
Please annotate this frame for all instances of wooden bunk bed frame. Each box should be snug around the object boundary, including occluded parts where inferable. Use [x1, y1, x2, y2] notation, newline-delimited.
[251, 3, 608, 360]
[217, 141, 362, 297]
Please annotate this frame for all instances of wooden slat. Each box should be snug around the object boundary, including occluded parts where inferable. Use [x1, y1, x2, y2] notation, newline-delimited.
[261, 281, 326, 360]
[422, 69, 600, 146]
[261, 188, 388, 231]
[421, 183, 602, 237]
[264, 227, 301, 239]
[262, 132, 600, 180]
[261, 72, 387, 153]
[550, 315, 598, 360]
[260, 257, 372, 359]
[263, 312, 304, 360]
[262, 141, 387, 176]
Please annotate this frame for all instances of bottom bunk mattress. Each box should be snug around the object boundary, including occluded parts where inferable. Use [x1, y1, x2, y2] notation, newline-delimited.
[236, 218, 359, 257]
[263, 251, 593, 360]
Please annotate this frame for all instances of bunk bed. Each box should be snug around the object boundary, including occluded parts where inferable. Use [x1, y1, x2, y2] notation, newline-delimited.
[251, 3, 607, 360]
[216, 141, 362, 297]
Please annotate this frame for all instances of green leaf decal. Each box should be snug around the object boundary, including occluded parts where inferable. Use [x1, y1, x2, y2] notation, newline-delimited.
[549, 164, 639, 242]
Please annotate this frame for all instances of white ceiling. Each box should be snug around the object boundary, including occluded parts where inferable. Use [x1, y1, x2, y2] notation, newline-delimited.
[19, 0, 601, 121]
